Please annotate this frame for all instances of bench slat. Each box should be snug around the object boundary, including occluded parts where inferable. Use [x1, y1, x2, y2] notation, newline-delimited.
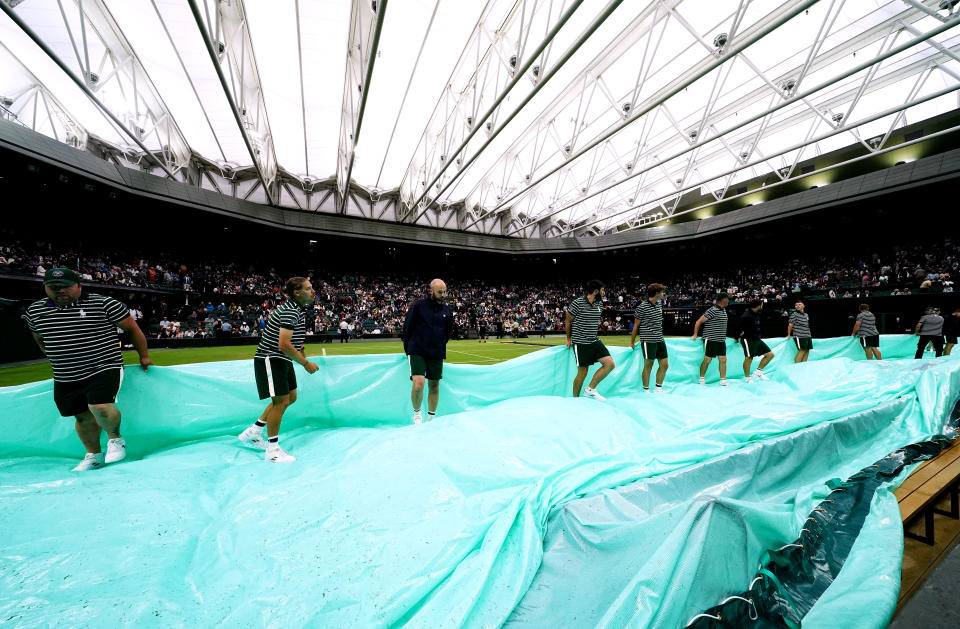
[895, 441, 960, 504]
[898, 455, 960, 521]
[895, 459, 935, 499]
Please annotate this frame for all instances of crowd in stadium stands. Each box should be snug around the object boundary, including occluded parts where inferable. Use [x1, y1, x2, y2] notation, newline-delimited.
[1, 237, 956, 338]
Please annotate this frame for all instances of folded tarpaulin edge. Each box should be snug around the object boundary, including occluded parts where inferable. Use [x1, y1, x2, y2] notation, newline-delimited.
[685, 395, 960, 628]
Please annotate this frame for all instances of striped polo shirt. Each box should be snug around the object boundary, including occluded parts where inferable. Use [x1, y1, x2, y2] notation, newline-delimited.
[24, 292, 128, 382]
[855, 311, 878, 336]
[255, 300, 308, 361]
[701, 305, 728, 342]
[567, 295, 602, 344]
[633, 299, 664, 342]
[788, 311, 811, 338]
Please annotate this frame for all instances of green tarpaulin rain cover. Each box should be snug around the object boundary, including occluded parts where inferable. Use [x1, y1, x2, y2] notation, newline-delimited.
[2, 334, 959, 627]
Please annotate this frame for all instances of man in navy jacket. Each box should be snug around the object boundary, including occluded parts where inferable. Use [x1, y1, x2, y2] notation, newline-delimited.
[403, 279, 454, 424]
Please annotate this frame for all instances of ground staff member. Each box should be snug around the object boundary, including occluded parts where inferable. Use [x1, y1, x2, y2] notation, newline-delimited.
[402, 279, 454, 424]
[238, 277, 318, 462]
[851, 303, 881, 360]
[692, 293, 730, 386]
[567, 280, 615, 400]
[630, 283, 669, 393]
[739, 299, 774, 382]
[24, 268, 152, 471]
[915, 306, 945, 358]
[787, 301, 813, 363]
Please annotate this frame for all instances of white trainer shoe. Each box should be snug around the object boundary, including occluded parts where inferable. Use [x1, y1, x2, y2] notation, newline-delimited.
[720, 379, 730, 387]
[72, 452, 105, 471]
[413, 411, 423, 425]
[105, 437, 126, 464]
[653, 387, 666, 394]
[744, 376, 753, 383]
[238, 426, 267, 450]
[698, 377, 706, 386]
[265, 444, 295, 463]
[754, 371, 770, 381]
[583, 387, 606, 401]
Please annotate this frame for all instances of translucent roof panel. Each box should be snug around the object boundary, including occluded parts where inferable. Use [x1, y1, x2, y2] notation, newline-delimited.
[0, 0, 957, 236]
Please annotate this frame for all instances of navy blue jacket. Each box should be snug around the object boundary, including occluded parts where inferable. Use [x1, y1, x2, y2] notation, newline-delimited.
[403, 297, 454, 359]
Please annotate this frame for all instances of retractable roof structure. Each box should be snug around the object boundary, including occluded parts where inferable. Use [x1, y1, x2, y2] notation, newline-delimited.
[1, 0, 958, 237]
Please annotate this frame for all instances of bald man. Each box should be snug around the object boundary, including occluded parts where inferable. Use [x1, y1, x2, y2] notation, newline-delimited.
[402, 279, 454, 424]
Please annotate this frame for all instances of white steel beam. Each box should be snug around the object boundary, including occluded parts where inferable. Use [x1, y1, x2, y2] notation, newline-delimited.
[187, 0, 278, 204]
[459, 0, 680, 231]
[0, 42, 88, 147]
[493, 0, 822, 225]
[501, 0, 824, 234]
[337, 0, 388, 213]
[402, 0, 591, 222]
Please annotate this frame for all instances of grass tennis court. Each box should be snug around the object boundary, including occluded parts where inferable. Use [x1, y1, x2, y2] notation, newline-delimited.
[0, 336, 650, 387]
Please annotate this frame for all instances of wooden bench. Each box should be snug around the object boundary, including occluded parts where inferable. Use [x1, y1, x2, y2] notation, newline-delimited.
[893, 438, 960, 614]
[895, 439, 960, 545]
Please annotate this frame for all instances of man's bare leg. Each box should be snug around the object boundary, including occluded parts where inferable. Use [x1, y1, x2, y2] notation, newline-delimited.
[87, 403, 121, 439]
[656, 359, 669, 386]
[641, 359, 655, 389]
[573, 367, 589, 397]
[588, 357, 615, 389]
[74, 411, 102, 454]
[427, 379, 439, 413]
[411, 375, 425, 410]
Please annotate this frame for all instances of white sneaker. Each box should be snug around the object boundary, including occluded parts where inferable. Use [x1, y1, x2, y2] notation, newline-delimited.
[105, 437, 126, 463]
[698, 377, 706, 386]
[265, 444, 295, 463]
[653, 387, 666, 394]
[412, 411, 423, 425]
[744, 376, 753, 383]
[754, 371, 770, 381]
[72, 452, 105, 471]
[583, 387, 606, 401]
[643, 388, 651, 394]
[238, 426, 267, 450]
[720, 379, 730, 387]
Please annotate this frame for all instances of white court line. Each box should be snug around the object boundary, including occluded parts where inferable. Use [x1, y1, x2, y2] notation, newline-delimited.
[446, 350, 502, 362]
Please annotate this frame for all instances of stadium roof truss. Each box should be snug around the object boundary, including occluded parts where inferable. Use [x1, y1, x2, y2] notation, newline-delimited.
[1, 0, 958, 237]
